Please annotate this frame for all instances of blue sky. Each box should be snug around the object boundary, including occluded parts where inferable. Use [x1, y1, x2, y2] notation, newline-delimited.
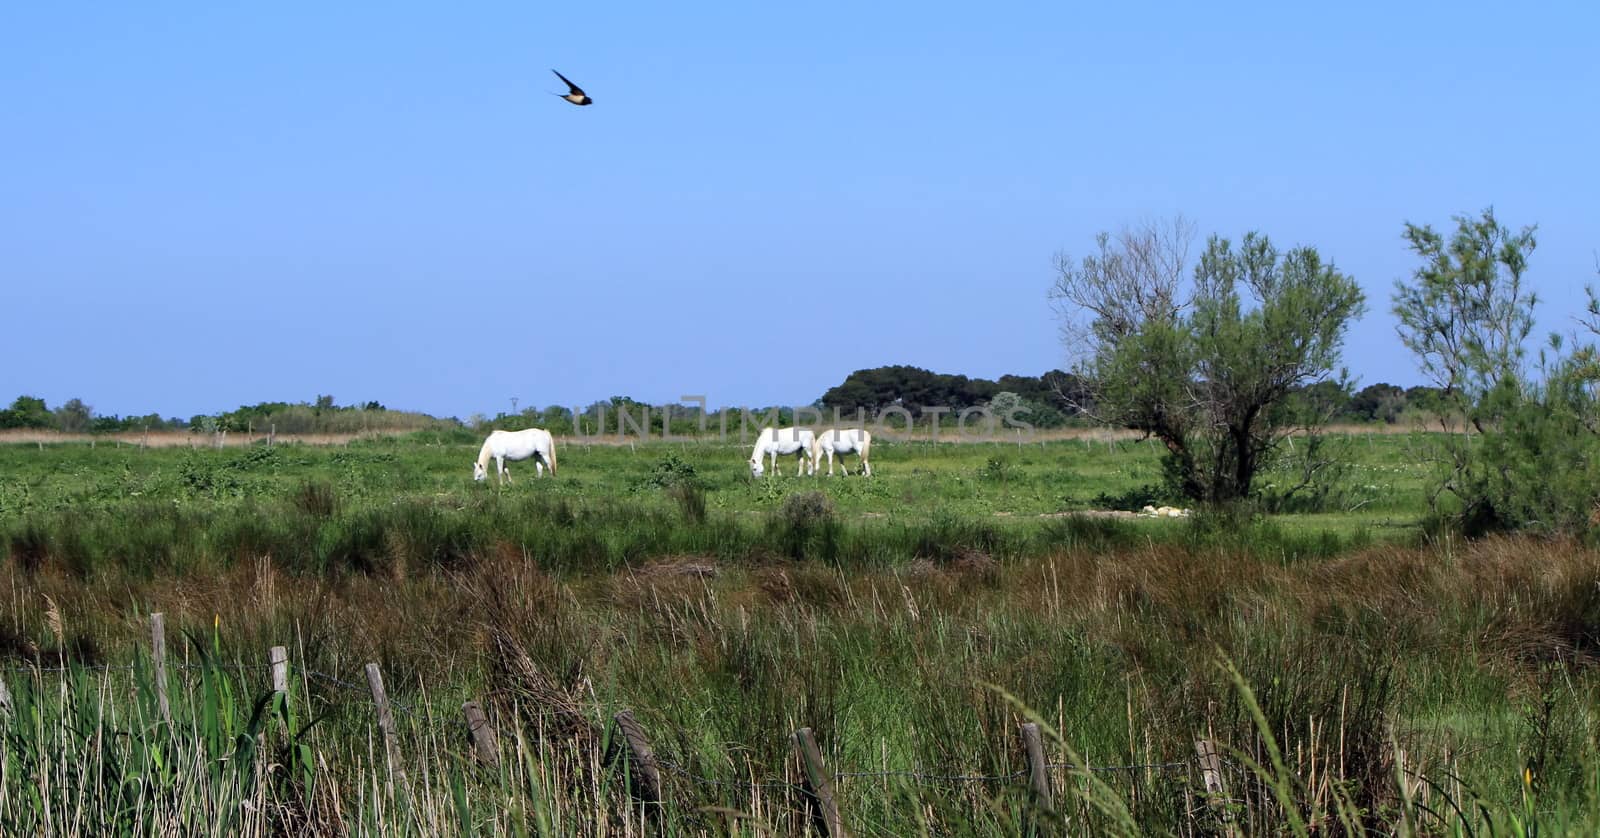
[2, 2, 1596, 419]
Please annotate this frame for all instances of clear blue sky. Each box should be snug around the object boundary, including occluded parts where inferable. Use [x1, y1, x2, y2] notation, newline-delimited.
[3, 2, 1597, 419]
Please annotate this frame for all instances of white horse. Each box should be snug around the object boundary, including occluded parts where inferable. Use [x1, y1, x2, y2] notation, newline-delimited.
[812, 428, 872, 476]
[473, 428, 557, 484]
[748, 427, 815, 477]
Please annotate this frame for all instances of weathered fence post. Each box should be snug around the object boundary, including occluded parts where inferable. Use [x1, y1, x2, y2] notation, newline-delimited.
[150, 613, 172, 724]
[609, 710, 662, 809]
[462, 701, 500, 767]
[366, 663, 406, 791]
[1020, 722, 1054, 828]
[270, 646, 289, 694]
[1194, 738, 1240, 837]
[793, 727, 848, 838]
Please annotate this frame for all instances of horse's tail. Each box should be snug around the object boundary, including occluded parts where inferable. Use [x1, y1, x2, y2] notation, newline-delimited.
[859, 430, 872, 473]
[546, 431, 558, 475]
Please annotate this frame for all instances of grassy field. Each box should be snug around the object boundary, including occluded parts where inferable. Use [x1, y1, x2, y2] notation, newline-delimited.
[1, 430, 1597, 835]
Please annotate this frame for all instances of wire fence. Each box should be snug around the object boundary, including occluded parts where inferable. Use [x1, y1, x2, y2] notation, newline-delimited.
[0, 618, 1239, 836]
[2, 654, 1206, 739]
[0, 651, 1207, 779]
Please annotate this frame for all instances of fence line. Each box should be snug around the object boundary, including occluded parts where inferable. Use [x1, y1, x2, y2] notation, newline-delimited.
[0, 613, 1232, 833]
[1048, 759, 1193, 773]
[1, 651, 1205, 779]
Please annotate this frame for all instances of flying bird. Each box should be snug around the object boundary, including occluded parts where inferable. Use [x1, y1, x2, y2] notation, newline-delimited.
[552, 70, 592, 106]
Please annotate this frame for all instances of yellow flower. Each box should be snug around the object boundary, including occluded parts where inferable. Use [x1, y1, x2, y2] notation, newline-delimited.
[1524, 767, 1533, 787]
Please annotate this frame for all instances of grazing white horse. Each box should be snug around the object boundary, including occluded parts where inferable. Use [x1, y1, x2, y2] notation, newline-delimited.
[748, 427, 815, 477]
[473, 428, 557, 484]
[812, 428, 872, 476]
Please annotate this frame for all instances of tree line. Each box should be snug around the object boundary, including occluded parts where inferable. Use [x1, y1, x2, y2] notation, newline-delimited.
[0, 395, 451, 436]
[1, 376, 1450, 440]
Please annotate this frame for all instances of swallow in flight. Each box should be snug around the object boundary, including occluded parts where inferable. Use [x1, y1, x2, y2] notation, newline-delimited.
[552, 70, 592, 106]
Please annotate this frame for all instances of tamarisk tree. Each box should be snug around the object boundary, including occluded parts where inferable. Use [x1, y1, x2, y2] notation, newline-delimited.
[1052, 218, 1366, 504]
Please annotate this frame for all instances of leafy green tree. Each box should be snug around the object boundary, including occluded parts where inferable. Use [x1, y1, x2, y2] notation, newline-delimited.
[1390, 208, 1600, 534]
[53, 398, 92, 432]
[819, 365, 1081, 421]
[1393, 207, 1537, 426]
[0, 395, 53, 429]
[1273, 380, 1352, 427]
[1403, 385, 1448, 418]
[1349, 383, 1405, 423]
[1053, 218, 1366, 503]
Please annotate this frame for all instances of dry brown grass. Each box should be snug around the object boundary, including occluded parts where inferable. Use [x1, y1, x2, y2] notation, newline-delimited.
[3, 525, 1593, 680]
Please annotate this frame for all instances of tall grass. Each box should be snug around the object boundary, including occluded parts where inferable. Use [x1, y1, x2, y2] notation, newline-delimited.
[0, 436, 1594, 832]
[1, 533, 1599, 833]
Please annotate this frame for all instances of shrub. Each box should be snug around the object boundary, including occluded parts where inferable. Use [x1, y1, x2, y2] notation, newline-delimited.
[635, 452, 700, 491]
[778, 490, 833, 529]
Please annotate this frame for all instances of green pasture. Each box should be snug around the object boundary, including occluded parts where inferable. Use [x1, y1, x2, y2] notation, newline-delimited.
[0, 428, 1431, 532]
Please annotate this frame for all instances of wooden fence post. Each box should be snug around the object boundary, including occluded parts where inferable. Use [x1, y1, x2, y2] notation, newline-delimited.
[1194, 738, 1240, 837]
[462, 701, 500, 768]
[609, 710, 662, 811]
[1020, 722, 1054, 826]
[150, 613, 172, 724]
[366, 663, 406, 791]
[270, 646, 289, 694]
[793, 727, 848, 838]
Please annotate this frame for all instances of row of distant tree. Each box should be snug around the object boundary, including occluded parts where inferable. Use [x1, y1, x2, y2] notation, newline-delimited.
[1, 376, 1449, 438]
[815, 366, 1449, 427]
[0, 396, 184, 434]
[0, 395, 453, 436]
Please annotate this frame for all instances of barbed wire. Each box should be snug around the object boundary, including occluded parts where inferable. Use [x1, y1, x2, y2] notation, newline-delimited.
[834, 767, 1028, 785]
[660, 760, 795, 794]
[1048, 759, 1193, 774]
[0, 662, 135, 674]
[1, 660, 274, 676]
[0, 656, 1217, 799]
